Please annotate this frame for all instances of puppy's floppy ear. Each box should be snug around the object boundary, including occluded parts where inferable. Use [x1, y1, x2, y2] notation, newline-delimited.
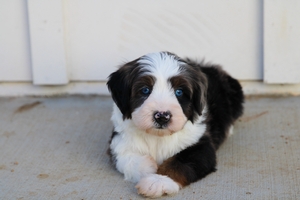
[184, 58, 208, 117]
[107, 60, 140, 119]
[192, 70, 208, 117]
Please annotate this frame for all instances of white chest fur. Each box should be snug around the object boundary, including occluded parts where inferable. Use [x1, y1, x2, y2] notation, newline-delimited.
[110, 104, 207, 165]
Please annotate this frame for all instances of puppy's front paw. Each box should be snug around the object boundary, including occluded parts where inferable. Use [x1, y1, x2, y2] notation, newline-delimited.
[135, 174, 180, 198]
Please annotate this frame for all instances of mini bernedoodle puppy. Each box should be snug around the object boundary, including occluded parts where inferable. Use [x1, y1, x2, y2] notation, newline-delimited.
[107, 51, 244, 198]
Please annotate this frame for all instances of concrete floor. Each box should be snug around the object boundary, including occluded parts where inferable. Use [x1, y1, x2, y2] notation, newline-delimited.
[0, 96, 299, 200]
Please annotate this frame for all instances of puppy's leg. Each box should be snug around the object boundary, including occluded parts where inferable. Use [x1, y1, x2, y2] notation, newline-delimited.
[135, 135, 216, 198]
[115, 154, 158, 183]
[228, 125, 234, 137]
[157, 135, 217, 187]
[116, 153, 180, 198]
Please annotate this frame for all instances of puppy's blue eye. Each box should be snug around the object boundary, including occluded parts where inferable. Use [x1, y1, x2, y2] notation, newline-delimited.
[141, 87, 150, 95]
[175, 89, 183, 97]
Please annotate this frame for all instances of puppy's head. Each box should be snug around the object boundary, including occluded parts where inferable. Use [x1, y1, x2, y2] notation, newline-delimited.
[107, 52, 207, 136]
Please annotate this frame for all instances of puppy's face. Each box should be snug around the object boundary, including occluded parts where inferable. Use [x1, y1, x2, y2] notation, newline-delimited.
[107, 52, 207, 136]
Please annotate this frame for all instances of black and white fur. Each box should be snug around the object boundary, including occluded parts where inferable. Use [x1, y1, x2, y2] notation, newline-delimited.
[107, 52, 244, 198]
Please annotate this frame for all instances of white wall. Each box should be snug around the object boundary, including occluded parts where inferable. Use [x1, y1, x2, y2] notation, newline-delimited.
[0, 0, 300, 96]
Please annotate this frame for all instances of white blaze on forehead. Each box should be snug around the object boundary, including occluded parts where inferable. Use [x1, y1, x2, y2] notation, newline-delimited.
[138, 52, 183, 79]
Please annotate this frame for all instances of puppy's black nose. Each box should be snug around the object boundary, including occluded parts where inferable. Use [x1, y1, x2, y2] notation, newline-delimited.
[154, 111, 171, 126]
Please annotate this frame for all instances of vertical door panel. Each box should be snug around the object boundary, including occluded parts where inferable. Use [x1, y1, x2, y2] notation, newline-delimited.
[27, 0, 68, 85]
[264, 0, 300, 83]
[0, 1, 32, 81]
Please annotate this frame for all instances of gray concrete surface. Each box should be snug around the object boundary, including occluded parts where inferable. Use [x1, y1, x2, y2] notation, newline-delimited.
[0, 96, 299, 200]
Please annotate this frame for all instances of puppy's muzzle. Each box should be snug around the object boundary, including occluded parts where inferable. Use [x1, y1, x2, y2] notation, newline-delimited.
[153, 111, 171, 127]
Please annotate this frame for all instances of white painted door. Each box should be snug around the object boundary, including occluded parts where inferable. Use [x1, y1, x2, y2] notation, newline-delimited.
[64, 0, 263, 81]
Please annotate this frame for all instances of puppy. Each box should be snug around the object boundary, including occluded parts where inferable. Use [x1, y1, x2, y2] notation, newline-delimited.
[107, 51, 244, 198]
